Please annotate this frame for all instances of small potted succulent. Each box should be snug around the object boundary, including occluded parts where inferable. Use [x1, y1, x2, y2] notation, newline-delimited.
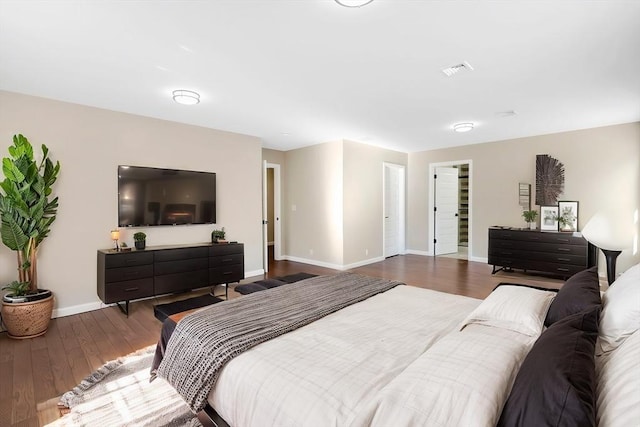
[522, 210, 538, 230]
[211, 227, 226, 243]
[133, 232, 146, 250]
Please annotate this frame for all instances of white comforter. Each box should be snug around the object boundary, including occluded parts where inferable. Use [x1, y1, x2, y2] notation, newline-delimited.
[208, 285, 539, 427]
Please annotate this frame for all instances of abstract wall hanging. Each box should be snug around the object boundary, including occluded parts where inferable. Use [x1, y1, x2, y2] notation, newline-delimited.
[535, 154, 565, 206]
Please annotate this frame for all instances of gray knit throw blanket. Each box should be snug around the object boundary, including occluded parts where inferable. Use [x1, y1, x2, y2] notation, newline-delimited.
[156, 272, 404, 412]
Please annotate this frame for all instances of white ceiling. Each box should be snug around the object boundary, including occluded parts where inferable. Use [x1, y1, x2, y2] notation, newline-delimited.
[1, 0, 639, 153]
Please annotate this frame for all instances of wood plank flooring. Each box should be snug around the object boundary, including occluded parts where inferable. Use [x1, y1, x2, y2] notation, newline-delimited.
[0, 254, 562, 426]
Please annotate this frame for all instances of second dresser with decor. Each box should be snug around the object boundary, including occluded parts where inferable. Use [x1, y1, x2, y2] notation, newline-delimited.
[488, 227, 597, 279]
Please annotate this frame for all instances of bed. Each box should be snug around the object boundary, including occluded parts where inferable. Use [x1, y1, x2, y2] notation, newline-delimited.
[152, 264, 640, 427]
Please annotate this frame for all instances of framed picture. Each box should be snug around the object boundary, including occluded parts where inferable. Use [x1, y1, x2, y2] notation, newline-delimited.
[558, 201, 579, 232]
[540, 205, 559, 231]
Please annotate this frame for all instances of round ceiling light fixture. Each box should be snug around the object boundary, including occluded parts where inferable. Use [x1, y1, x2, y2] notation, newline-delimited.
[172, 89, 200, 105]
[453, 122, 474, 133]
[335, 0, 374, 8]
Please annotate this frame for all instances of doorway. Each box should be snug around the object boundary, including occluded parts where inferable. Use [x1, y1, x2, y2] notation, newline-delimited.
[262, 162, 282, 273]
[428, 160, 472, 259]
[383, 163, 406, 258]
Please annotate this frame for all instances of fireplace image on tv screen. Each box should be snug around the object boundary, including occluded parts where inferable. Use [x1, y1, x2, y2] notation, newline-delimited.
[118, 166, 216, 227]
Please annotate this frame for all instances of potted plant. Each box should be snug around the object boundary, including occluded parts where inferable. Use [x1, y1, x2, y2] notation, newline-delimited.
[211, 227, 226, 243]
[557, 208, 576, 232]
[0, 134, 60, 339]
[133, 232, 146, 250]
[522, 210, 538, 230]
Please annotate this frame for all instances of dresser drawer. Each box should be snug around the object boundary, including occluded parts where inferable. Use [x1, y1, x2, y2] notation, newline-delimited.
[105, 264, 154, 283]
[105, 252, 153, 268]
[209, 253, 243, 267]
[154, 258, 209, 275]
[154, 269, 210, 295]
[155, 247, 208, 262]
[209, 244, 244, 257]
[489, 239, 587, 256]
[489, 229, 585, 245]
[209, 264, 244, 284]
[104, 278, 154, 303]
[489, 248, 586, 265]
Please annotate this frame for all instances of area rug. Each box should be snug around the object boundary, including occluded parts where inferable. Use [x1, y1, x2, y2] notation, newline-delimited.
[47, 346, 201, 427]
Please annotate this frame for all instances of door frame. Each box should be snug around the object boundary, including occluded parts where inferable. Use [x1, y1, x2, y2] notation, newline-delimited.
[382, 162, 406, 258]
[262, 162, 282, 273]
[428, 159, 472, 258]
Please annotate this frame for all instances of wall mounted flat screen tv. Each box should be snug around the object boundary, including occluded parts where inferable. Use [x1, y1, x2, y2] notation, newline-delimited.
[118, 165, 216, 227]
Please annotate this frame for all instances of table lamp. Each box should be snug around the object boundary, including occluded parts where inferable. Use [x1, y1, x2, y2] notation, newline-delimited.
[581, 212, 631, 285]
[111, 229, 120, 251]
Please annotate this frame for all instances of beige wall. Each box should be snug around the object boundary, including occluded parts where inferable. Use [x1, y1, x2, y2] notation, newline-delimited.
[0, 91, 264, 316]
[343, 140, 408, 265]
[408, 122, 640, 274]
[283, 140, 407, 268]
[284, 141, 344, 266]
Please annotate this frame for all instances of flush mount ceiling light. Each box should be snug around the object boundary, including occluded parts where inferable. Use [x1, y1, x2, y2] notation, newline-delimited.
[453, 122, 474, 133]
[172, 90, 200, 105]
[335, 0, 374, 8]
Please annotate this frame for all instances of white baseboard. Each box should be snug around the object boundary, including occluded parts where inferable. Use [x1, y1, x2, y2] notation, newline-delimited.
[280, 255, 388, 271]
[405, 249, 432, 257]
[281, 255, 345, 271]
[53, 301, 103, 318]
[244, 268, 265, 279]
[469, 256, 488, 263]
[343, 256, 386, 270]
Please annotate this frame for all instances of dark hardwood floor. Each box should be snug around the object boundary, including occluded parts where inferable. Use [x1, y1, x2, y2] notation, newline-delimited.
[0, 251, 563, 426]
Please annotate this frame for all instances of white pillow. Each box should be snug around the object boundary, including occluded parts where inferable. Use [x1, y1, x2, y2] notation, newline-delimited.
[596, 329, 640, 427]
[460, 285, 556, 336]
[598, 263, 640, 353]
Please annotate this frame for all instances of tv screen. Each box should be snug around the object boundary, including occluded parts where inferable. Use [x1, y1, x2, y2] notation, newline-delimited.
[118, 165, 216, 227]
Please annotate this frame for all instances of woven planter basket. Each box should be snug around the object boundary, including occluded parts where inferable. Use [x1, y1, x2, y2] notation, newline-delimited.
[1, 294, 54, 339]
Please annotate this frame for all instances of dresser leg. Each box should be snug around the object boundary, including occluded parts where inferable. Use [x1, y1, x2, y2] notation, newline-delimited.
[116, 300, 129, 317]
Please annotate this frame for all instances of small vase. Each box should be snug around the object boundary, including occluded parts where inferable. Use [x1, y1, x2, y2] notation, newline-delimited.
[135, 240, 146, 250]
[529, 222, 537, 230]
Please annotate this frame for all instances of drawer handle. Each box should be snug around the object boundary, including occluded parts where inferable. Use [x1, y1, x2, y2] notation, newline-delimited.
[556, 238, 569, 243]
[222, 258, 233, 262]
[124, 287, 139, 292]
[557, 248, 570, 252]
[557, 268, 570, 272]
[223, 271, 233, 275]
[557, 258, 571, 262]
[124, 271, 139, 277]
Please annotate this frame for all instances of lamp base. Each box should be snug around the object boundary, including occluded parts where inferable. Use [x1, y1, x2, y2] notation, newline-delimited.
[601, 249, 622, 285]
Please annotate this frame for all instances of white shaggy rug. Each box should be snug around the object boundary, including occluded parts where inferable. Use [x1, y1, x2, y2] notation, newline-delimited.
[46, 345, 201, 427]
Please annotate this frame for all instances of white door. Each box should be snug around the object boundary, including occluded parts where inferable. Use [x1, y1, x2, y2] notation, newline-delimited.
[262, 160, 269, 272]
[384, 164, 404, 258]
[435, 167, 459, 255]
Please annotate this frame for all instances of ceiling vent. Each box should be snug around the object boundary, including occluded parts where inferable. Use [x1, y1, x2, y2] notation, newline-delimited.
[441, 61, 474, 77]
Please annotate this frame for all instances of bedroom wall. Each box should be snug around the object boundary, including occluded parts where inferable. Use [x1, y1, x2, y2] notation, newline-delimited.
[408, 122, 640, 275]
[343, 140, 408, 266]
[284, 141, 344, 267]
[282, 140, 408, 269]
[0, 90, 264, 317]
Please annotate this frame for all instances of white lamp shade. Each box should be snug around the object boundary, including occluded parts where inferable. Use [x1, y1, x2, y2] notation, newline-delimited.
[582, 212, 632, 251]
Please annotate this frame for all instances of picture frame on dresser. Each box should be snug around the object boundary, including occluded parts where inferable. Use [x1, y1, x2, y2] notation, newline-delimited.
[541, 205, 559, 231]
[558, 200, 579, 232]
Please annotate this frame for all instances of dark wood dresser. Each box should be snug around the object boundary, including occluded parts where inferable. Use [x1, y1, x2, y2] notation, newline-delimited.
[488, 227, 596, 279]
[97, 242, 244, 314]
